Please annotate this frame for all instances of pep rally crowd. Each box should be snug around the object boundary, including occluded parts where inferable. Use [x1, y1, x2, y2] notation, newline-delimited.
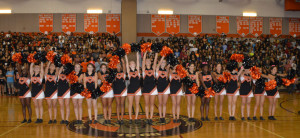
[1, 32, 299, 125]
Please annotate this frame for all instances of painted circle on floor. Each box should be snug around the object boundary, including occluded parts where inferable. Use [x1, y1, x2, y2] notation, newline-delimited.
[67, 113, 202, 137]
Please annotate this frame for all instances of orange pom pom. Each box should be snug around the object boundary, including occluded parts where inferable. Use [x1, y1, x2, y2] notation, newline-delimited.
[122, 43, 131, 54]
[189, 83, 199, 94]
[80, 89, 92, 99]
[160, 46, 173, 57]
[217, 76, 227, 83]
[46, 51, 56, 63]
[27, 52, 37, 63]
[265, 80, 277, 91]
[61, 54, 72, 65]
[230, 54, 244, 62]
[205, 87, 215, 98]
[12, 53, 22, 64]
[100, 81, 112, 93]
[282, 78, 296, 87]
[141, 42, 152, 53]
[223, 71, 231, 82]
[175, 65, 187, 78]
[250, 66, 261, 79]
[67, 71, 78, 84]
[108, 55, 120, 69]
[107, 54, 112, 59]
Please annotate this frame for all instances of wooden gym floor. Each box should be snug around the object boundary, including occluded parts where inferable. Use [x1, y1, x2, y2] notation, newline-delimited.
[0, 92, 299, 138]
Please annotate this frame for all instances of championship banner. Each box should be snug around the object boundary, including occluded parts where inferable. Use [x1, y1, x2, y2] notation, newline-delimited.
[250, 17, 263, 37]
[236, 17, 249, 37]
[216, 16, 229, 34]
[39, 14, 53, 33]
[166, 15, 180, 34]
[84, 14, 99, 33]
[151, 15, 165, 36]
[106, 14, 120, 34]
[62, 14, 76, 33]
[188, 15, 202, 36]
[269, 18, 282, 37]
[289, 18, 300, 37]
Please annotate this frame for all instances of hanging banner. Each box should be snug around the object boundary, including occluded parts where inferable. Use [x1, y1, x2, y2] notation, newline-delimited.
[269, 18, 282, 37]
[166, 15, 180, 35]
[39, 14, 53, 33]
[250, 17, 263, 37]
[62, 14, 76, 33]
[188, 15, 202, 36]
[236, 17, 249, 37]
[106, 14, 120, 34]
[84, 14, 99, 33]
[216, 16, 229, 34]
[151, 15, 165, 36]
[289, 18, 300, 37]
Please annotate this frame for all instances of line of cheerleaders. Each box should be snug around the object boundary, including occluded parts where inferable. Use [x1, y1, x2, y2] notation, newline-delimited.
[17, 52, 289, 125]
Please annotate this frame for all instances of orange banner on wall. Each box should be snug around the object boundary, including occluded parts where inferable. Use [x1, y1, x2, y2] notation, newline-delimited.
[269, 18, 282, 37]
[250, 17, 263, 37]
[166, 15, 180, 35]
[62, 14, 76, 33]
[39, 14, 53, 33]
[216, 16, 229, 34]
[289, 18, 300, 37]
[151, 15, 165, 36]
[237, 17, 249, 37]
[84, 14, 98, 33]
[188, 15, 202, 36]
[106, 14, 120, 34]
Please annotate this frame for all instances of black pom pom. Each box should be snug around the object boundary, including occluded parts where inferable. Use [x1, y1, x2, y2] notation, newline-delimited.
[182, 76, 194, 88]
[54, 54, 62, 67]
[151, 43, 163, 53]
[112, 48, 126, 58]
[63, 63, 74, 75]
[131, 43, 141, 52]
[21, 53, 28, 64]
[196, 86, 205, 97]
[91, 87, 104, 99]
[226, 60, 238, 72]
[287, 69, 296, 80]
[105, 69, 117, 83]
[275, 76, 282, 87]
[166, 54, 179, 67]
[212, 82, 226, 93]
[70, 83, 84, 94]
[255, 78, 266, 90]
[242, 56, 252, 69]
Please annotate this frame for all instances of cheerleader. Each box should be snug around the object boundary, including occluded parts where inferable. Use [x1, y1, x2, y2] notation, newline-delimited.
[112, 59, 127, 124]
[18, 63, 32, 123]
[30, 62, 44, 123]
[0, 70, 6, 96]
[199, 62, 212, 121]
[261, 65, 286, 120]
[57, 65, 71, 124]
[156, 56, 170, 123]
[98, 64, 114, 124]
[142, 52, 158, 124]
[170, 66, 183, 123]
[185, 63, 199, 122]
[125, 53, 141, 124]
[84, 63, 98, 124]
[239, 68, 254, 120]
[44, 62, 58, 124]
[212, 63, 225, 120]
[71, 64, 84, 124]
[253, 68, 266, 120]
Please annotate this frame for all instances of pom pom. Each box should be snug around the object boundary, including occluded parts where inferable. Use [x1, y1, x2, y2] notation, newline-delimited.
[250, 66, 261, 79]
[105, 69, 117, 83]
[122, 43, 131, 54]
[287, 69, 296, 80]
[12, 53, 22, 64]
[80, 89, 92, 99]
[226, 60, 238, 72]
[242, 56, 252, 69]
[91, 88, 103, 99]
[189, 83, 199, 94]
[182, 76, 194, 88]
[265, 80, 277, 91]
[46, 51, 56, 63]
[107, 54, 112, 59]
[212, 82, 226, 93]
[282, 78, 296, 87]
[131, 43, 141, 52]
[141, 42, 152, 53]
[21, 53, 28, 64]
[175, 65, 187, 78]
[205, 87, 215, 98]
[112, 48, 126, 58]
[196, 86, 205, 97]
[160, 46, 173, 57]
[61, 54, 72, 65]
[100, 81, 112, 93]
[27, 52, 37, 63]
[275, 76, 282, 87]
[63, 63, 75, 75]
[71, 83, 84, 94]
[151, 43, 163, 53]
[67, 71, 78, 84]
[217, 76, 227, 83]
[255, 78, 266, 90]
[108, 55, 120, 69]
[223, 71, 232, 82]
[230, 54, 244, 62]
[166, 54, 179, 67]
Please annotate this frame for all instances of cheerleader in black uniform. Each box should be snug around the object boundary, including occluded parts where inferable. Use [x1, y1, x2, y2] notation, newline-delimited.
[239, 68, 254, 120]
[212, 63, 225, 120]
[170, 66, 183, 123]
[71, 64, 84, 124]
[199, 62, 212, 121]
[253, 67, 266, 120]
[113, 59, 127, 124]
[44, 62, 58, 124]
[261, 65, 286, 120]
[185, 63, 199, 122]
[18, 63, 32, 123]
[30, 62, 44, 123]
[156, 56, 170, 123]
[142, 51, 158, 124]
[98, 64, 114, 124]
[85, 63, 98, 124]
[58, 66, 71, 124]
[125, 53, 141, 124]
[0, 70, 6, 96]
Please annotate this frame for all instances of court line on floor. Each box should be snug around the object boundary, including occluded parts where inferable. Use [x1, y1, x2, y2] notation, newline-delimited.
[279, 98, 300, 115]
